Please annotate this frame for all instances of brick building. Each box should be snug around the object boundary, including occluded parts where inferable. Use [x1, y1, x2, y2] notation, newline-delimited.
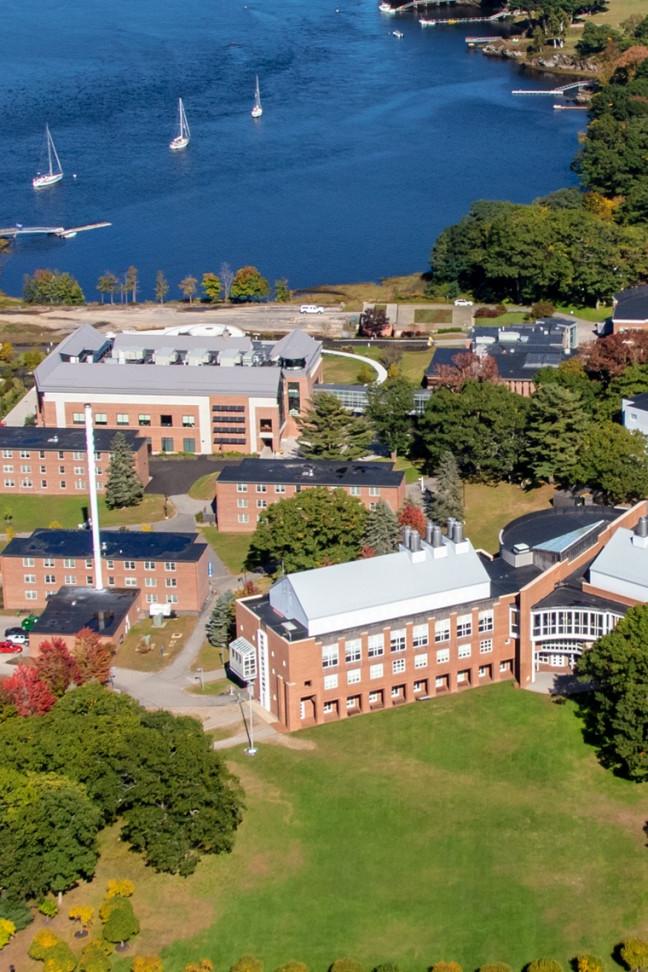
[610, 285, 648, 334]
[0, 528, 210, 612]
[230, 503, 647, 731]
[34, 325, 322, 455]
[0, 427, 149, 496]
[215, 458, 407, 532]
[27, 586, 140, 655]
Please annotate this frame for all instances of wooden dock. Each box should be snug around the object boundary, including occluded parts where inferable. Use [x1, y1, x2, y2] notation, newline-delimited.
[0, 221, 111, 240]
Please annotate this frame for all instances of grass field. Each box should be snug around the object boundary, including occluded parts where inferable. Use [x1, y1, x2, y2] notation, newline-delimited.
[201, 527, 252, 575]
[464, 482, 554, 553]
[414, 309, 451, 325]
[112, 615, 197, 672]
[295, 273, 429, 311]
[473, 312, 528, 326]
[0, 493, 169, 533]
[189, 471, 220, 501]
[322, 348, 430, 387]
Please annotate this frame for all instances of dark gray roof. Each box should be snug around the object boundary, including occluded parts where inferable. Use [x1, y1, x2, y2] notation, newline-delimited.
[624, 392, 648, 411]
[478, 554, 541, 596]
[613, 285, 648, 322]
[501, 506, 621, 554]
[218, 458, 404, 488]
[532, 581, 628, 615]
[30, 586, 138, 638]
[4, 528, 206, 562]
[0, 427, 144, 453]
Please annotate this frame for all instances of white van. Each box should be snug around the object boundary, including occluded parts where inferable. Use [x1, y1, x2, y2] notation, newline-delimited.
[299, 304, 324, 314]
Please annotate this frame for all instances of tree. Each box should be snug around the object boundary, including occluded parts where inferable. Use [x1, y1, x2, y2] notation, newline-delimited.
[106, 879, 135, 899]
[575, 422, 648, 502]
[248, 487, 367, 574]
[432, 351, 499, 391]
[125, 265, 139, 303]
[220, 262, 235, 302]
[1, 666, 56, 716]
[102, 897, 139, 948]
[425, 451, 463, 523]
[78, 941, 111, 972]
[620, 940, 648, 972]
[430, 964, 462, 972]
[0, 918, 15, 950]
[30, 930, 61, 960]
[179, 276, 198, 303]
[187, 963, 214, 972]
[231, 958, 262, 972]
[206, 591, 235, 648]
[576, 605, 648, 781]
[96, 273, 119, 304]
[526, 962, 563, 972]
[155, 271, 169, 304]
[367, 377, 415, 456]
[73, 629, 114, 685]
[525, 384, 589, 484]
[582, 332, 648, 383]
[0, 767, 100, 899]
[297, 393, 373, 460]
[36, 638, 79, 697]
[398, 500, 427, 536]
[105, 432, 144, 509]
[230, 265, 270, 302]
[574, 955, 604, 972]
[358, 306, 391, 338]
[69, 905, 94, 935]
[274, 278, 291, 302]
[132, 958, 163, 972]
[23, 269, 84, 305]
[201, 272, 221, 303]
[363, 501, 400, 556]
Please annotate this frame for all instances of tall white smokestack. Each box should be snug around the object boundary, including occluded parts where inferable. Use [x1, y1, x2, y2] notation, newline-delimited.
[84, 403, 104, 591]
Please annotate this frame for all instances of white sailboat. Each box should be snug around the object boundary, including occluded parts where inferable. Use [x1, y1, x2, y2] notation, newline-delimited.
[32, 124, 63, 190]
[169, 98, 190, 151]
[251, 75, 263, 119]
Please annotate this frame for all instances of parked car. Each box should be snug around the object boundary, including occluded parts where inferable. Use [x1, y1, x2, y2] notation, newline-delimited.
[453, 298, 473, 307]
[0, 640, 22, 654]
[21, 614, 39, 631]
[299, 304, 325, 314]
[4, 627, 28, 646]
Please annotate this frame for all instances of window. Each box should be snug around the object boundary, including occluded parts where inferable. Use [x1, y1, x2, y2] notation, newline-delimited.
[43, 557, 55, 567]
[324, 673, 338, 690]
[499, 660, 512, 673]
[435, 620, 450, 642]
[116, 413, 129, 425]
[347, 669, 361, 685]
[322, 645, 339, 669]
[142, 560, 154, 571]
[412, 623, 428, 647]
[3, 480, 14, 488]
[59, 465, 65, 474]
[458, 644, 471, 659]
[25, 591, 38, 601]
[275, 484, 286, 494]
[23, 574, 36, 584]
[257, 499, 267, 509]
[509, 607, 520, 636]
[183, 438, 196, 454]
[40, 480, 47, 488]
[84, 559, 93, 569]
[435, 675, 449, 690]
[237, 498, 248, 508]
[95, 413, 107, 425]
[73, 466, 84, 475]
[368, 691, 382, 705]
[165, 577, 177, 588]
[86, 575, 93, 585]
[106, 560, 114, 569]
[59, 480, 66, 489]
[390, 628, 406, 652]
[391, 686, 402, 698]
[256, 484, 267, 493]
[369, 486, 380, 497]
[345, 639, 361, 664]
[457, 614, 472, 638]
[19, 450, 30, 459]
[392, 658, 406, 674]
[74, 479, 85, 490]
[166, 594, 178, 604]
[346, 696, 360, 710]
[323, 701, 336, 714]
[479, 610, 494, 632]
[63, 558, 76, 568]
[144, 578, 157, 588]
[22, 557, 35, 567]
[164, 562, 176, 572]
[414, 652, 428, 669]
[161, 437, 174, 454]
[370, 663, 384, 680]
[349, 486, 360, 497]
[457, 670, 469, 684]
[479, 639, 493, 654]
[478, 665, 491, 679]
[2, 465, 13, 473]
[236, 483, 248, 493]
[40, 465, 46, 473]
[20, 464, 31, 473]
[1, 450, 11, 458]
[64, 575, 76, 585]
[436, 647, 450, 664]
[124, 577, 138, 587]
[72, 451, 82, 460]
[161, 414, 173, 427]
[20, 478, 33, 489]
[413, 681, 426, 693]
[138, 414, 151, 427]
[145, 594, 156, 604]
[72, 412, 84, 424]
[108, 576, 115, 586]
[182, 415, 195, 428]
[368, 633, 384, 657]
[45, 574, 56, 584]
[237, 513, 249, 524]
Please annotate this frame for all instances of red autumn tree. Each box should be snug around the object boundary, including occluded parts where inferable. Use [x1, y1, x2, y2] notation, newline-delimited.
[398, 500, 427, 536]
[73, 628, 114, 685]
[582, 331, 648, 381]
[1, 665, 56, 716]
[35, 637, 79, 697]
[433, 351, 499, 391]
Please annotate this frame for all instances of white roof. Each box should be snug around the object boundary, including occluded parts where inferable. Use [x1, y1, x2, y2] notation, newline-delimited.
[269, 537, 491, 637]
[589, 528, 648, 602]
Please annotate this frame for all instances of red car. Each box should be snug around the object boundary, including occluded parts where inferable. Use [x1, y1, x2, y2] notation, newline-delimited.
[0, 640, 22, 654]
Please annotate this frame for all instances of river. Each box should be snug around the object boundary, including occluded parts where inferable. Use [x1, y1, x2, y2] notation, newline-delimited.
[0, 0, 584, 298]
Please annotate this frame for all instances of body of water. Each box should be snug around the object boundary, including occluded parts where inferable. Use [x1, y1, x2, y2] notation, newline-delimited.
[0, 0, 584, 297]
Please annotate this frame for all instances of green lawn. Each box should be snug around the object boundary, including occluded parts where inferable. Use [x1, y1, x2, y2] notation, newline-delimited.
[189, 471, 220, 501]
[160, 687, 646, 971]
[473, 312, 528, 326]
[464, 482, 554, 553]
[201, 527, 252, 575]
[112, 615, 197, 672]
[414, 308, 450, 325]
[555, 305, 612, 323]
[0, 493, 169, 533]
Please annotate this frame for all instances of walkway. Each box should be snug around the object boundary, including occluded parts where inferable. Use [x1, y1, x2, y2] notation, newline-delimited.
[321, 348, 388, 383]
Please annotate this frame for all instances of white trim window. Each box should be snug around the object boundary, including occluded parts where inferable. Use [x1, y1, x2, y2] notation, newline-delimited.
[414, 652, 428, 669]
[412, 623, 429, 647]
[324, 673, 338, 690]
[347, 669, 361, 685]
[369, 663, 383, 680]
[390, 628, 406, 652]
[479, 610, 494, 633]
[436, 647, 450, 664]
[457, 614, 472, 638]
[368, 633, 384, 657]
[435, 619, 450, 643]
[392, 658, 406, 674]
[322, 645, 339, 669]
[479, 639, 493, 654]
[458, 643, 471, 659]
[368, 691, 382, 705]
[345, 638, 361, 664]
[323, 701, 336, 714]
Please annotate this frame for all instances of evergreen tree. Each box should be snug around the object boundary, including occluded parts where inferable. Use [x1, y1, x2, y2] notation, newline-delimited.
[363, 501, 400, 556]
[206, 592, 235, 648]
[367, 377, 415, 457]
[155, 271, 169, 304]
[525, 384, 589, 485]
[105, 433, 144, 510]
[425, 451, 463, 523]
[297, 393, 373, 460]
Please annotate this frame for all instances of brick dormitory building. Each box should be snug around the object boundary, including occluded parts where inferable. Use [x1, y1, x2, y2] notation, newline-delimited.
[215, 458, 407, 532]
[230, 501, 648, 731]
[34, 324, 323, 454]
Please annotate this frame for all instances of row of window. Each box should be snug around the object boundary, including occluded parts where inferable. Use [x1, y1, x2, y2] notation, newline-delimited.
[321, 619, 495, 668]
[322, 644, 495, 687]
[531, 609, 619, 639]
[24, 574, 177, 588]
[3, 464, 98, 476]
[212, 404, 245, 413]
[22, 589, 179, 604]
[21, 557, 176, 570]
[73, 412, 195, 428]
[1, 450, 97, 461]
[4, 479, 87, 490]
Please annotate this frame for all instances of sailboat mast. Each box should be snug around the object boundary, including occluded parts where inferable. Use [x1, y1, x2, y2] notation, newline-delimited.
[46, 125, 53, 176]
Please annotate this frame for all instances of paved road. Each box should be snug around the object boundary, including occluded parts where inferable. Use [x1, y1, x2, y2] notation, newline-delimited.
[146, 457, 230, 496]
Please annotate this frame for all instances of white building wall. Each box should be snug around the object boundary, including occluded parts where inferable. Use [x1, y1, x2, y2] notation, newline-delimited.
[622, 399, 648, 437]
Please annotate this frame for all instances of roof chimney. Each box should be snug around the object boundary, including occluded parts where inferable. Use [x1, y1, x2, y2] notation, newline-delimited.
[402, 526, 412, 549]
[425, 520, 434, 545]
[452, 521, 464, 544]
[632, 514, 648, 548]
[432, 524, 442, 548]
[446, 517, 456, 536]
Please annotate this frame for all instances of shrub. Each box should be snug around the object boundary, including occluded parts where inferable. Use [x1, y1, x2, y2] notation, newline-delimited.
[38, 896, 58, 918]
[0, 896, 33, 931]
[132, 958, 164, 972]
[78, 940, 112, 972]
[0, 918, 16, 950]
[102, 897, 139, 946]
[330, 961, 364, 972]
[530, 300, 555, 318]
[69, 904, 95, 931]
[430, 964, 462, 972]
[106, 878, 135, 898]
[186, 963, 215, 972]
[42, 941, 77, 972]
[29, 930, 61, 960]
[231, 957, 263, 972]
[527, 962, 563, 972]
[620, 940, 648, 972]
[474, 307, 500, 318]
[373, 965, 401, 972]
[574, 955, 604, 972]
